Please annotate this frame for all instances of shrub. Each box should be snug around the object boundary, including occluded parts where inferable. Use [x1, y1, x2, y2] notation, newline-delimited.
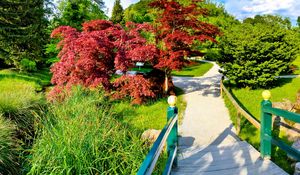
[19, 58, 37, 72]
[28, 88, 148, 174]
[219, 22, 300, 88]
[204, 48, 222, 61]
[0, 115, 19, 175]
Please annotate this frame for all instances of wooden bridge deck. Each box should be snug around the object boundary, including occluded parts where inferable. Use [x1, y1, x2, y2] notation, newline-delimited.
[171, 141, 288, 175]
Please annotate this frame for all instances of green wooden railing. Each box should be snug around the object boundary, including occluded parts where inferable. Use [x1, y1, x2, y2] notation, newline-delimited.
[137, 96, 178, 175]
[261, 90, 300, 160]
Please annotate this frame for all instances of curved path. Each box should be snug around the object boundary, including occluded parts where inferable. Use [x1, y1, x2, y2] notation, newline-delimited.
[171, 62, 288, 174]
[173, 61, 239, 146]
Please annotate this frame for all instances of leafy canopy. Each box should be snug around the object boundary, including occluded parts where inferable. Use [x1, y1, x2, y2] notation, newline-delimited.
[150, 0, 220, 72]
[55, 0, 107, 29]
[123, 0, 156, 24]
[49, 20, 158, 103]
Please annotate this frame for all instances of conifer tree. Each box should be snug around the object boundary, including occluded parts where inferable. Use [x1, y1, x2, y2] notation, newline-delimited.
[0, 0, 48, 71]
[111, 0, 124, 24]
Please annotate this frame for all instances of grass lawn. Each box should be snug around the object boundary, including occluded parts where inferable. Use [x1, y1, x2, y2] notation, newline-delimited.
[292, 55, 300, 75]
[171, 61, 213, 77]
[0, 68, 51, 89]
[224, 78, 300, 173]
[231, 78, 300, 120]
[0, 78, 43, 114]
[0, 68, 50, 115]
[112, 87, 186, 131]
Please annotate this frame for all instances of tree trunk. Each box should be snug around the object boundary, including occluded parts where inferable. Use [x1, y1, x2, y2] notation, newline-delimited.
[164, 69, 171, 93]
[164, 74, 169, 93]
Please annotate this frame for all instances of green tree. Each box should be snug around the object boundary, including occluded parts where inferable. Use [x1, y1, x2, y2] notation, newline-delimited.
[45, 0, 107, 65]
[219, 22, 300, 88]
[199, 0, 238, 31]
[123, 0, 156, 23]
[297, 16, 300, 27]
[0, 0, 49, 71]
[194, 0, 239, 60]
[54, 0, 107, 29]
[243, 15, 291, 29]
[111, 0, 124, 24]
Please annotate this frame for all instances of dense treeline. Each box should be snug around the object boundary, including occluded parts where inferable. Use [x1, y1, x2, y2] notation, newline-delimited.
[0, 0, 107, 71]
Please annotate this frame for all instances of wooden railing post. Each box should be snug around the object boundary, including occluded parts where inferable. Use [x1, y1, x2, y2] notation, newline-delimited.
[167, 95, 178, 167]
[220, 76, 224, 96]
[260, 90, 272, 159]
[236, 112, 241, 135]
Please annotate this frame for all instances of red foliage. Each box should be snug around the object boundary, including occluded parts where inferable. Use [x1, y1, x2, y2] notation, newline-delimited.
[49, 0, 221, 102]
[50, 20, 157, 102]
[113, 75, 155, 104]
[150, 0, 220, 72]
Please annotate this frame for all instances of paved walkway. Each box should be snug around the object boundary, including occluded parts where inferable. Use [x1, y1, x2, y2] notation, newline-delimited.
[171, 61, 288, 175]
[173, 61, 239, 146]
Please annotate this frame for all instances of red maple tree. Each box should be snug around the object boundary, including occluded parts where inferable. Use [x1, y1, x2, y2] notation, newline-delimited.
[49, 0, 220, 103]
[49, 20, 158, 103]
[149, 0, 220, 92]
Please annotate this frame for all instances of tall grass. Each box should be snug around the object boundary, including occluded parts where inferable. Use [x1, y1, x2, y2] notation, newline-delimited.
[0, 78, 42, 114]
[0, 78, 44, 141]
[0, 115, 19, 175]
[28, 88, 149, 174]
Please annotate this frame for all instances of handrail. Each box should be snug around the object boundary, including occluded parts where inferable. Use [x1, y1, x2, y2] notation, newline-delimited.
[137, 115, 178, 175]
[221, 79, 300, 161]
[220, 79, 260, 130]
[261, 90, 300, 161]
[137, 96, 178, 175]
[162, 146, 177, 175]
[262, 107, 300, 123]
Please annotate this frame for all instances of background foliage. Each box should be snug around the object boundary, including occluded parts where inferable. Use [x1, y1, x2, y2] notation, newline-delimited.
[0, 0, 49, 71]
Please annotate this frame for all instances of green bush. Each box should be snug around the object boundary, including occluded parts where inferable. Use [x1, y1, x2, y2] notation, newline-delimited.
[219, 21, 300, 88]
[204, 48, 222, 61]
[28, 88, 148, 174]
[45, 43, 59, 65]
[19, 58, 37, 72]
[0, 115, 19, 175]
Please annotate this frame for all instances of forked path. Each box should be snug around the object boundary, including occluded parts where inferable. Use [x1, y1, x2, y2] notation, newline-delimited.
[173, 61, 239, 146]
